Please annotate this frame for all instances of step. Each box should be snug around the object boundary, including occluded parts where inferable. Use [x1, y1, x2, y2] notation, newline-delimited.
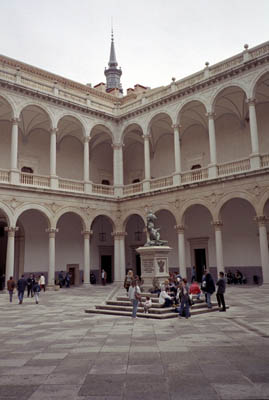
[96, 304, 175, 314]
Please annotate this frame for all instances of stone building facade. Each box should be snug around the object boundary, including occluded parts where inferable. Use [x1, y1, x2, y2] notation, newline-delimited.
[0, 41, 269, 287]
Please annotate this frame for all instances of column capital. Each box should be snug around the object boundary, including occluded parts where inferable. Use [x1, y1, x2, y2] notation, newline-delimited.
[206, 112, 216, 120]
[142, 134, 151, 140]
[211, 220, 223, 230]
[111, 142, 124, 150]
[246, 97, 256, 106]
[50, 127, 58, 134]
[172, 124, 181, 130]
[81, 230, 93, 238]
[174, 224, 185, 233]
[11, 117, 20, 125]
[46, 228, 59, 238]
[83, 136, 91, 144]
[4, 226, 19, 237]
[254, 215, 268, 226]
[111, 231, 127, 239]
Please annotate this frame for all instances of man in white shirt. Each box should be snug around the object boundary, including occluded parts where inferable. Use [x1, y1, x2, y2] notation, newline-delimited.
[159, 289, 173, 307]
[128, 280, 141, 318]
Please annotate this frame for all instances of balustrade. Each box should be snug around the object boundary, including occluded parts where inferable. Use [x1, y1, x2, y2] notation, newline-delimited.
[123, 182, 143, 195]
[0, 169, 10, 183]
[92, 183, 114, 196]
[150, 175, 173, 190]
[217, 158, 251, 176]
[261, 154, 269, 168]
[20, 172, 50, 187]
[181, 167, 208, 183]
[58, 178, 84, 192]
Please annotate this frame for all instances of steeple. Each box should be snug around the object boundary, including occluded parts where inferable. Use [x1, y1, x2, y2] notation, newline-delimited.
[104, 30, 122, 93]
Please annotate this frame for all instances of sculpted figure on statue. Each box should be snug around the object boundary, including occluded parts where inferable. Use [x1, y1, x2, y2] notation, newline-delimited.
[144, 211, 168, 246]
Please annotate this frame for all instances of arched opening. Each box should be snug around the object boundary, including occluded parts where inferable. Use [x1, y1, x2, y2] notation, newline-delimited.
[179, 101, 208, 172]
[122, 124, 144, 184]
[125, 214, 146, 277]
[0, 213, 8, 289]
[155, 209, 178, 272]
[0, 96, 13, 171]
[254, 72, 269, 156]
[101, 179, 110, 186]
[56, 212, 84, 285]
[90, 125, 113, 185]
[90, 215, 114, 283]
[220, 198, 260, 283]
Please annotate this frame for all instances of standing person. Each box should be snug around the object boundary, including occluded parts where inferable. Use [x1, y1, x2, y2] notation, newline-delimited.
[65, 272, 70, 288]
[32, 280, 41, 304]
[216, 271, 226, 312]
[58, 271, 65, 288]
[124, 270, 133, 293]
[204, 269, 215, 309]
[39, 273, 46, 292]
[101, 269, 107, 286]
[17, 275, 27, 304]
[178, 278, 190, 319]
[128, 280, 141, 319]
[191, 266, 196, 283]
[7, 276, 16, 303]
[26, 274, 34, 297]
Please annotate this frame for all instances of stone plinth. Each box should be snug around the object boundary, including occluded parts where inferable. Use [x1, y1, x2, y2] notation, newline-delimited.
[136, 246, 172, 290]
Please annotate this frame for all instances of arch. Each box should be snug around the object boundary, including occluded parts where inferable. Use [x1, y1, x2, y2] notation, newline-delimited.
[211, 83, 248, 112]
[146, 111, 173, 136]
[90, 211, 116, 231]
[19, 102, 54, 128]
[180, 199, 214, 224]
[154, 206, 178, 224]
[216, 192, 257, 220]
[121, 122, 144, 144]
[0, 202, 13, 226]
[176, 97, 208, 124]
[14, 204, 52, 227]
[0, 93, 16, 118]
[258, 191, 269, 216]
[54, 207, 88, 231]
[250, 67, 269, 99]
[90, 123, 114, 141]
[122, 210, 146, 231]
[56, 112, 86, 137]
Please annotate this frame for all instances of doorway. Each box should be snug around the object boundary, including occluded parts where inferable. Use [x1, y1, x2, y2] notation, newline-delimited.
[101, 255, 112, 283]
[194, 248, 206, 282]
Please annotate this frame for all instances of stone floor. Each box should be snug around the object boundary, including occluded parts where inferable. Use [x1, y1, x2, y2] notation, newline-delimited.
[0, 284, 269, 400]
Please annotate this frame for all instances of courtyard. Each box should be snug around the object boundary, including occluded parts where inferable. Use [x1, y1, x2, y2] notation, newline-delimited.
[0, 284, 269, 400]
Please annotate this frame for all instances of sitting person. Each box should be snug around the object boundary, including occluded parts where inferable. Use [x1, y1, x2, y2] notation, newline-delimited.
[150, 277, 161, 295]
[159, 288, 173, 308]
[235, 269, 243, 284]
[143, 296, 152, 313]
[189, 281, 201, 300]
[226, 270, 235, 284]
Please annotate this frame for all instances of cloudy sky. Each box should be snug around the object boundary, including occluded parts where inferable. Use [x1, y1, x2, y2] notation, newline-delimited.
[1, 0, 268, 92]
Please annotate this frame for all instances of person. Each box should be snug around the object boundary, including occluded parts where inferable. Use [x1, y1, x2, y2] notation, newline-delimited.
[216, 271, 226, 312]
[7, 276, 16, 303]
[39, 273, 46, 292]
[32, 280, 41, 304]
[143, 296, 152, 313]
[101, 269, 107, 285]
[124, 270, 133, 293]
[150, 277, 161, 295]
[178, 278, 190, 318]
[65, 272, 70, 288]
[203, 269, 215, 308]
[159, 288, 173, 308]
[17, 274, 27, 304]
[26, 274, 34, 297]
[235, 269, 243, 284]
[58, 271, 65, 288]
[189, 281, 201, 300]
[226, 270, 234, 284]
[128, 279, 141, 319]
[191, 266, 196, 283]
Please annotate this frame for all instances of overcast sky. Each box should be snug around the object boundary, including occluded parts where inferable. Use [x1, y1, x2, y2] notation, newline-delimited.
[1, 0, 268, 93]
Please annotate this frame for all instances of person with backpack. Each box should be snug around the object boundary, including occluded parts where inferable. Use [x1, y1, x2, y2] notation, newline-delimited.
[203, 269, 215, 308]
[33, 280, 41, 304]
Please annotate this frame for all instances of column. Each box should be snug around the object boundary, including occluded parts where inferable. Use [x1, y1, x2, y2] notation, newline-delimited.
[10, 118, 20, 184]
[50, 128, 58, 189]
[82, 230, 92, 285]
[112, 231, 126, 282]
[172, 124, 181, 185]
[46, 228, 58, 286]
[112, 143, 123, 196]
[143, 134, 151, 191]
[83, 137, 92, 193]
[175, 225, 186, 278]
[212, 221, 224, 276]
[255, 216, 269, 284]
[247, 98, 261, 169]
[4, 227, 19, 287]
[207, 112, 217, 178]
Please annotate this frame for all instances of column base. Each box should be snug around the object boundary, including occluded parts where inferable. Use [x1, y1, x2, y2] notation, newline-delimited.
[208, 164, 217, 178]
[143, 180, 150, 192]
[250, 153, 261, 170]
[84, 181, 92, 194]
[46, 284, 60, 291]
[82, 282, 92, 287]
[172, 173, 181, 186]
[10, 169, 20, 185]
[50, 176, 59, 189]
[114, 186, 123, 197]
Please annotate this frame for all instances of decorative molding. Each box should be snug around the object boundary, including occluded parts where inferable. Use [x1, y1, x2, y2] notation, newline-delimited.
[174, 224, 185, 233]
[211, 220, 223, 230]
[4, 226, 19, 236]
[254, 215, 268, 226]
[111, 231, 127, 238]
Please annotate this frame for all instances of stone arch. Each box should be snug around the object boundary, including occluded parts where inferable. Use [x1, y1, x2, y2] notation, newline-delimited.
[146, 110, 173, 136]
[54, 207, 88, 231]
[0, 93, 16, 119]
[0, 202, 13, 226]
[19, 101, 54, 128]
[216, 192, 257, 220]
[122, 210, 146, 231]
[176, 97, 208, 124]
[257, 191, 269, 216]
[14, 204, 52, 227]
[90, 211, 116, 231]
[250, 67, 269, 99]
[121, 122, 144, 144]
[90, 123, 114, 142]
[153, 206, 177, 224]
[56, 112, 87, 136]
[180, 199, 214, 224]
[211, 83, 249, 112]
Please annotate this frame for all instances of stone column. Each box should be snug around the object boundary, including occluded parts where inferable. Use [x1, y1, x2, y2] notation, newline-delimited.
[112, 143, 123, 196]
[10, 118, 20, 184]
[50, 128, 58, 189]
[247, 98, 261, 169]
[255, 216, 269, 284]
[143, 134, 151, 191]
[175, 225, 186, 278]
[46, 228, 58, 286]
[206, 112, 217, 178]
[172, 124, 181, 185]
[112, 231, 126, 282]
[4, 227, 19, 287]
[212, 220, 224, 276]
[82, 230, 92, 285]
[83, 137, 92, 193]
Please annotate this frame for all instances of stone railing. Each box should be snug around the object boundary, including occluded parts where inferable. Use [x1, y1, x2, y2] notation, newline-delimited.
[181, 167, 209, 183]
[92, 183, 114, 196]
[21, 76, 54, 94]
[261, 154, 269, 168]
[58, 178, 84, 192]
[217, 158, 251, 176]
[0, 169, 10, 183]
[20, 172, 50, 187]
[123, 182, 143, 195]
[250, 43, 269, 59]
[0, 69, 16, 83]
[150, 175, 173, 190]
[58, 89, 87, 106]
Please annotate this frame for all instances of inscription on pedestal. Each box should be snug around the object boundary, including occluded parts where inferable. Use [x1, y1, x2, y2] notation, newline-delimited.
[143, 259, 154, 274]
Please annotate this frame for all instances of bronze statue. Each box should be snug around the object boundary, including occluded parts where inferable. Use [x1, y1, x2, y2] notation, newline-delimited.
[144, 211, 167, 246]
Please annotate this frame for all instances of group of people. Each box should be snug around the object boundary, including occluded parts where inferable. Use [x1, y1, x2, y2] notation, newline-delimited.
[7, 273, 46, 304]
[226, 269, 246, 284]
[58, 271, 71, 288]
[124, 268, 227, 319]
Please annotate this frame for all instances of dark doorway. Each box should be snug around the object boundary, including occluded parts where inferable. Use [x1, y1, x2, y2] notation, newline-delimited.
[194, 248, 206, 282]
[136, 254, 141, 278]
[0, 225, 7, 290]
[101, 255, 112, 283]
[68, 267, 75, 285]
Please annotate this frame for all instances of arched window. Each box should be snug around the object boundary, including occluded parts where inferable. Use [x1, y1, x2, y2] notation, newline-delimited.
[21, 166, 33, 173]
[101, 179, 110, 186]
[191, 164, 201, 170]
[21, 166, 33, 185]
[132, 178, 140, 183]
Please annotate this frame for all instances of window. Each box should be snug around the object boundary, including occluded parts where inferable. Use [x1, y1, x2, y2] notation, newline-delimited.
[132, 178, 140, 183]
[101, 179, 110, 185]
[21, 166, 33, 173]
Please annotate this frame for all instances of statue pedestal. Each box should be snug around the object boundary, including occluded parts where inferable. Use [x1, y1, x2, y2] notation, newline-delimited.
[136, 246, 172, 291]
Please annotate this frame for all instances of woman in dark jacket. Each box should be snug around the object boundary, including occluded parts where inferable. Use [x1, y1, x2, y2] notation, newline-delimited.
[204, 269, 215, 308]
[216, 271, 226, 311]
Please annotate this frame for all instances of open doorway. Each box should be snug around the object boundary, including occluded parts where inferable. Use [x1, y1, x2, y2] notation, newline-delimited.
[194, 248, 206, 282]
[101, 255, 113, 283]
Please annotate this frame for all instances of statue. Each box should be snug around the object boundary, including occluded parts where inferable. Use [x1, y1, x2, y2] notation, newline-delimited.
[144, 211, 168, 246]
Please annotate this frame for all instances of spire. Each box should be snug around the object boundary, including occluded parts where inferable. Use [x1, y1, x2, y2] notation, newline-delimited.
[108, 30, 118, 67]
[104, 29, 123, 93]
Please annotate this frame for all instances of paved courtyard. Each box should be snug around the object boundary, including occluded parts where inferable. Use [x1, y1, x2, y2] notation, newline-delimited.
[0, 284, 269, 400]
